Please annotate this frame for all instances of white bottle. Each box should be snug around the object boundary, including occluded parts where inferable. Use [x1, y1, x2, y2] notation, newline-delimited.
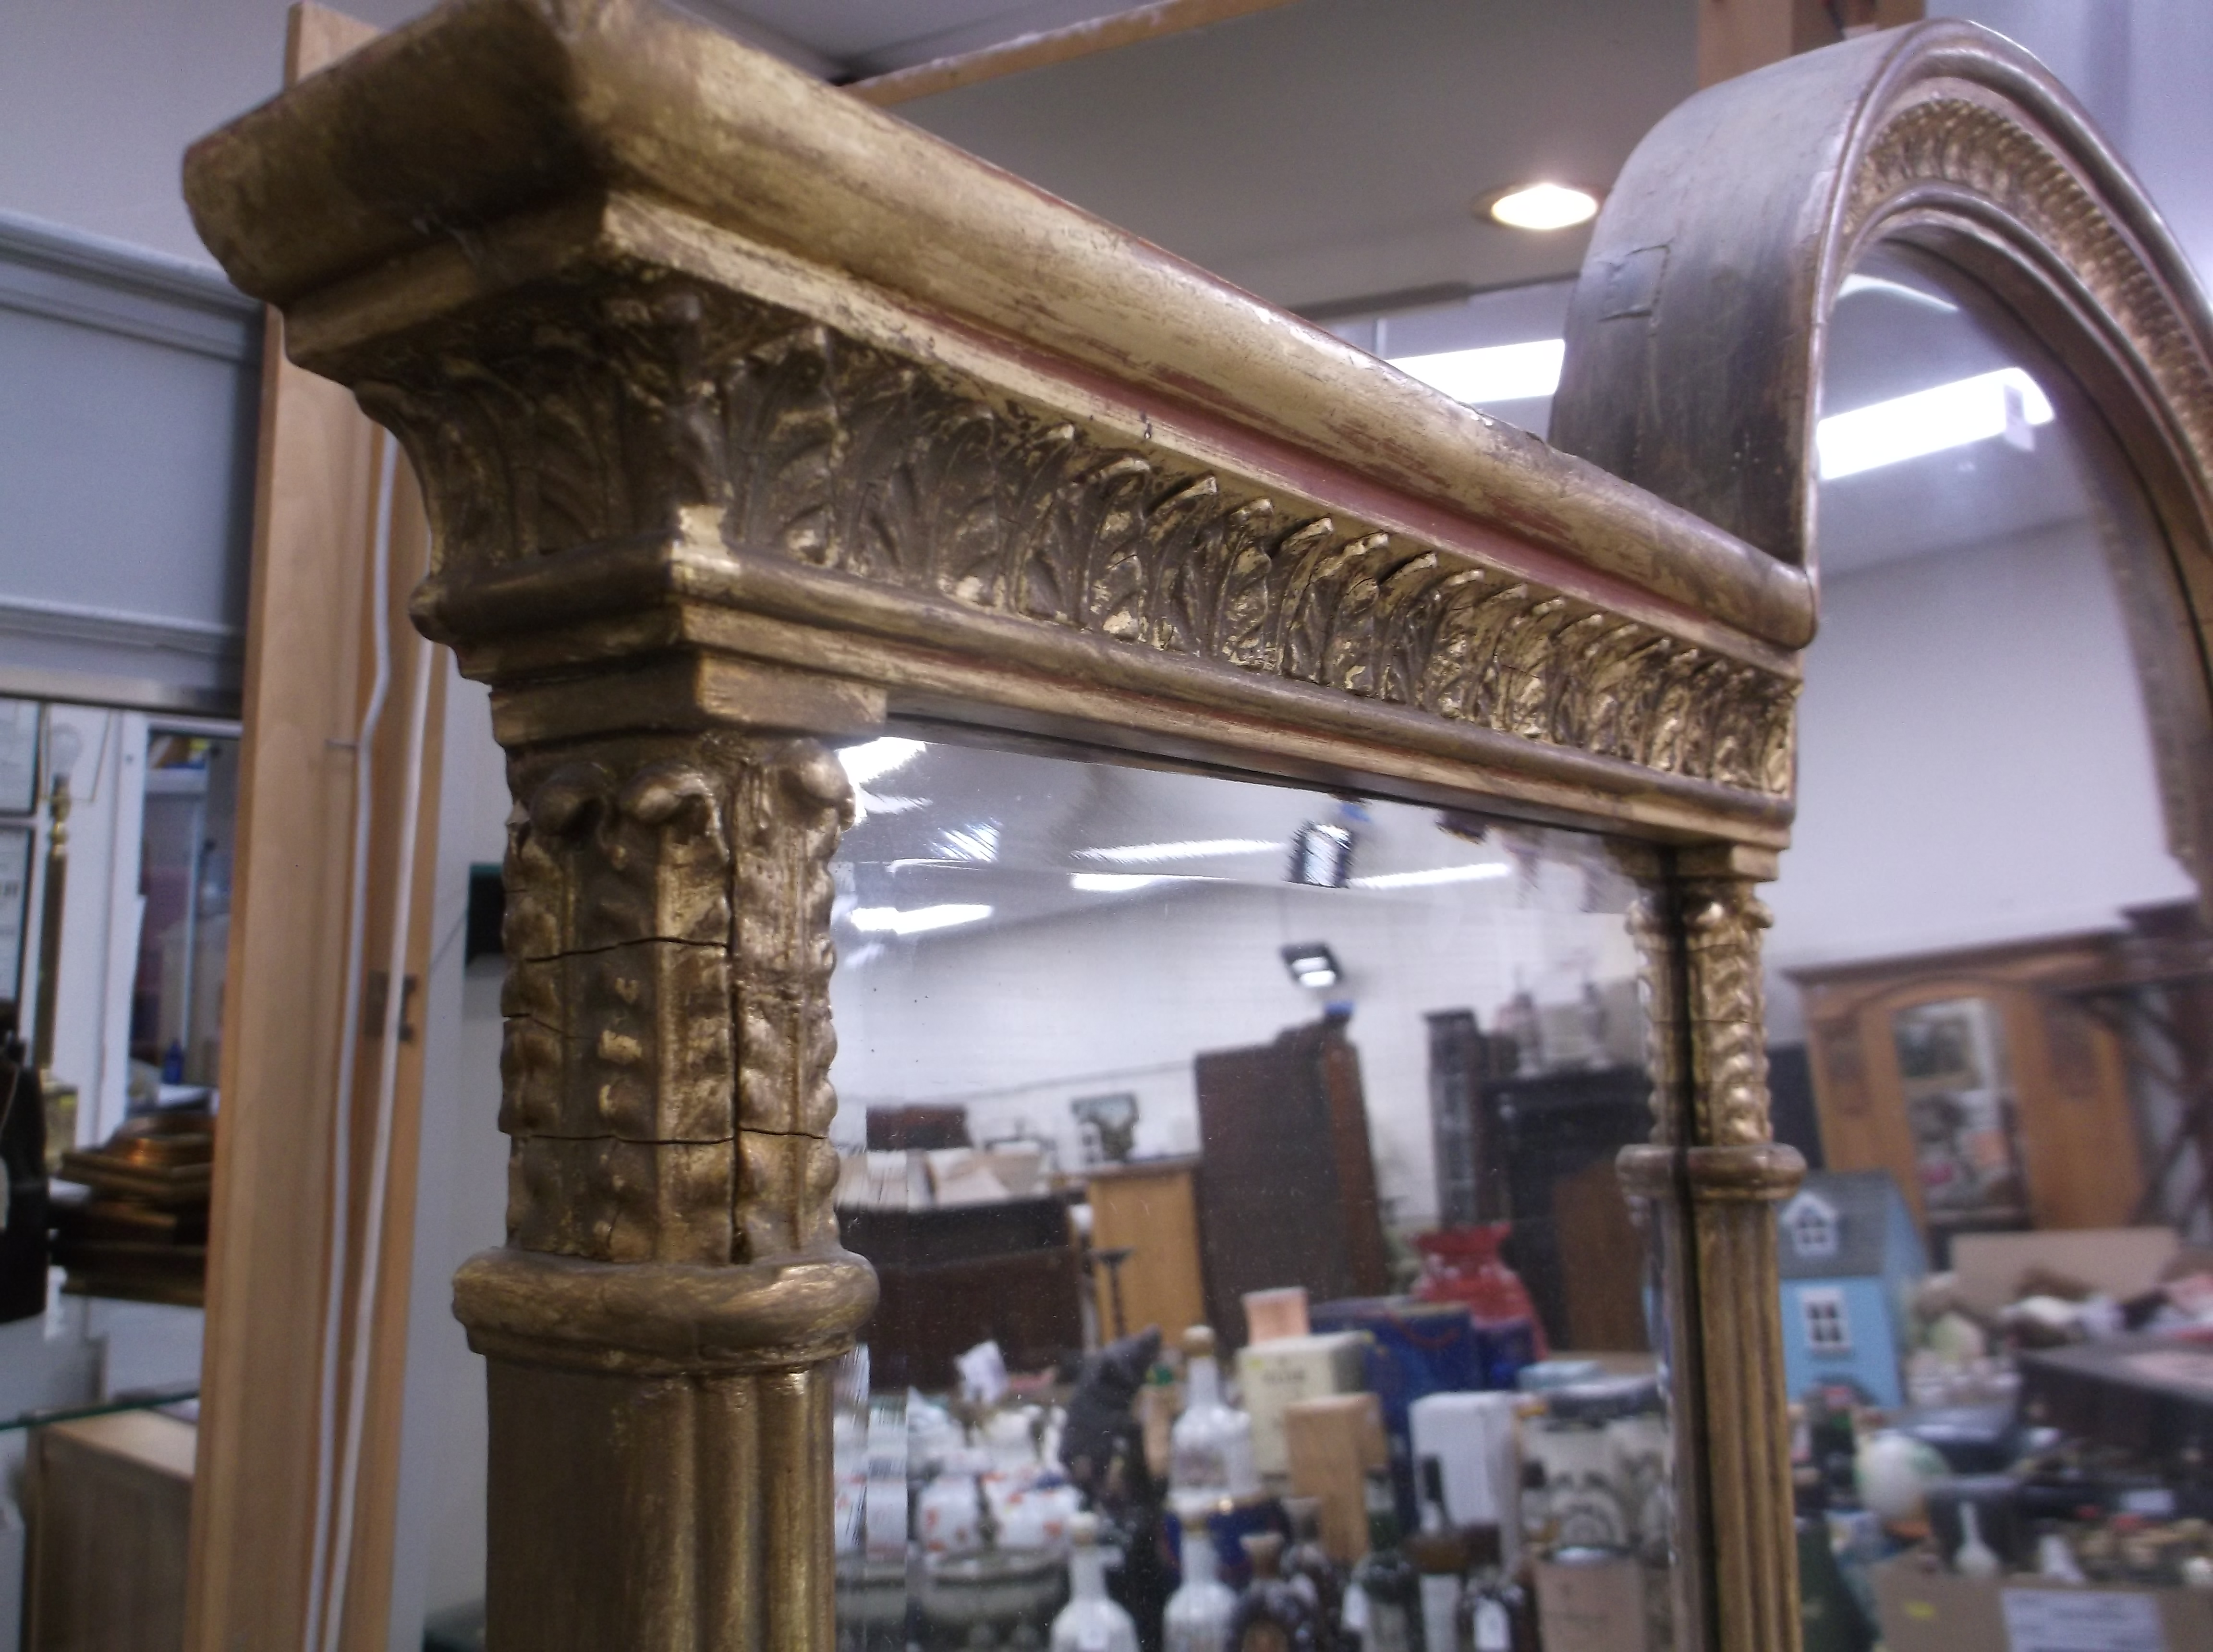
[1163, 1513, 1237, 1652]
[1169, 1326, 1257, 1510]
[1953, 1503, 2000, 1579]
[2036, 1530, 2086, 1585]
[1051, 1514, 1140, 1652]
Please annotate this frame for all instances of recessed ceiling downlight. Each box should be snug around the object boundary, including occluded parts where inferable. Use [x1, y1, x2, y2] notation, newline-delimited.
[1485, 182, 1600, 231]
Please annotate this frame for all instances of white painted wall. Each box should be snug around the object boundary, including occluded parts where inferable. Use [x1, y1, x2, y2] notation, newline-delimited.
[383, 669, 509, 1640]
[1766, 514, 2195, 1038]
[830, 862, 1644, 1230]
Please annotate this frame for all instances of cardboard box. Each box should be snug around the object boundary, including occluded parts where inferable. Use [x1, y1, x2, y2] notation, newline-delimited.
[1283, 1392, 1387, 1562]
[1532, 1553, 1648, 1652]
[1872, 1554, 2213, 1652]
[1237, 1330, 1368, 1477]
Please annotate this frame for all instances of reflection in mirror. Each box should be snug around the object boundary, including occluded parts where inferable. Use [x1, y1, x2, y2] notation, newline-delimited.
[823, 739, 1674, 1650]
[1766, 251, 2213, 1596]
[0, 708, 227, 1650]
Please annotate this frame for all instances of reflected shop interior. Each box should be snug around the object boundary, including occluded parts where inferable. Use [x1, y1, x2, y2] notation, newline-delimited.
[810, 246, 2213, 1651]
[12, 13, 2213, 1643]
[821, 735, 1673, 1651]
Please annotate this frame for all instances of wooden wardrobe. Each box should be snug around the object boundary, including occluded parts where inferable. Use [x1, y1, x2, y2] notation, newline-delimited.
[1193, 1016, 1389, 1347]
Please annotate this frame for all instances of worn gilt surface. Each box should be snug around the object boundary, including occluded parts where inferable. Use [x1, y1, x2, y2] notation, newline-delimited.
[499, 732, 852, 1268]
[357, 285, 1797, 800]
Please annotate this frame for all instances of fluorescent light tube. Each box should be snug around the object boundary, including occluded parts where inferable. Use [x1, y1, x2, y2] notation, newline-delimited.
[1350, 863, 1513, 889]
[1076, 838, 1282, 865]
[1070, 874, 1171, 892]
[1390, 338, 1565, 405]
[1818, 367, 2055, 480]
[847, 903, 992, 936]
[837, 737, 927, 787]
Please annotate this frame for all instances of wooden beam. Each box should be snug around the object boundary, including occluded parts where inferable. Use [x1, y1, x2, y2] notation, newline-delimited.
[1697, 0, 1923, 88]
[847, 0, 1300, 106]
[184, 7, 444, 1652]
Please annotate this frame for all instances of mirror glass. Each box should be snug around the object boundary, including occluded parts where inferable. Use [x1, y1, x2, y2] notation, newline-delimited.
[1765, 248, 2213, 1602]
[825, 737, 1678, 1650]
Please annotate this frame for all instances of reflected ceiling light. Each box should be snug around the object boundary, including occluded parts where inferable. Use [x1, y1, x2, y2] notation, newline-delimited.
[1281, 942, 1342, 990]
[837, 737, 927, 787]
[1071, 873, 1171, 893]
[1836, 273, 1958, 312]
[1484, 182, 1600, 231]
[1817, 366, 2055, 480]
[1289, 822, 1356, 889]
[1390, 338, 1565, 406]
[838, 737, 930, 827]
[934, 822, 1001, 863]
[848, 903, 992, 936]
[1350, 862, 1513, 890]
[1076, 838, 1281, 865]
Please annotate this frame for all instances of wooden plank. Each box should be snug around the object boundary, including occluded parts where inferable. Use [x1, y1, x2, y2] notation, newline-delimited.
[183, 8, 443, 1652]
[848, 0, 1300, 106]
[1697, 0, 1925, 87]
[335, 458, 446, 1652]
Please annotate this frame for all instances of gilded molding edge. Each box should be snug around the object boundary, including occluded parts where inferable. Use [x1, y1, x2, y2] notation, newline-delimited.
[346, 280, 1798, 803]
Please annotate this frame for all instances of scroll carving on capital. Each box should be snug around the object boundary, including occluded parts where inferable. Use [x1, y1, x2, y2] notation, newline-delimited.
[499, 734, 854, 1268]
[357, 287, 1796, 800]
[1681, 878, 1776, 1148]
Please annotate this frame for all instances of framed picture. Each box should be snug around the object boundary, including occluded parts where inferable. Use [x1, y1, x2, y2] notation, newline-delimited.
[0, 825, 30, 1008]
[0, 699, 38, 817]
[1070, 1092, 1139, 1166]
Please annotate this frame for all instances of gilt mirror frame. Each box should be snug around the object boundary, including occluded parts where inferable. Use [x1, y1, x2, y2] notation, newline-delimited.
[175, 6, 2211, 1652]
[1553, 19, 2213, 916]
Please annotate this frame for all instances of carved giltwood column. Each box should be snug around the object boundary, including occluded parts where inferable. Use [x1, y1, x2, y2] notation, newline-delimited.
[1623, 843, 1804, 1652]
[454, 729, 866, 1649]
[448, 715, 875, 1651]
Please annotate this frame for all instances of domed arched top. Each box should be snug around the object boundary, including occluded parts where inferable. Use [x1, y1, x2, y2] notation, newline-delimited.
[1551, 19, 2213, 619]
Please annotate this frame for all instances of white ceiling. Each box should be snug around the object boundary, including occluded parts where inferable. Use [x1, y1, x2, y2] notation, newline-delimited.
[689, 0, 1169, 77]
[338, 0, 1694, 311]
[881, 0, 1694, 310]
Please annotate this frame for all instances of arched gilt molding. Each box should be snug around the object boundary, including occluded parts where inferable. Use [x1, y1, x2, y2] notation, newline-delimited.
[1551, 17, 2213, 897]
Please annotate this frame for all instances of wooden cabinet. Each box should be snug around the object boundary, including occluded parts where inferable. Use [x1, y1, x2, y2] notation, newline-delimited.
[838, 1196, 1084, 1389]
[1193, 1017, 1389, 1347]
[26, 1410, 195, 1652]
[1084, 1157, 1207, 1345]
[1479, 1066, 1654, 1352]
[1794, 933, 2146, 1249]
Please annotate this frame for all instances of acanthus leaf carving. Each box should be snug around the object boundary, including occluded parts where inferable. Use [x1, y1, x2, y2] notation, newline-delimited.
[366, 280, 1797, 798]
